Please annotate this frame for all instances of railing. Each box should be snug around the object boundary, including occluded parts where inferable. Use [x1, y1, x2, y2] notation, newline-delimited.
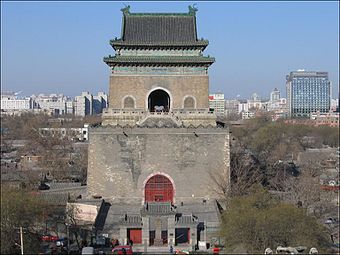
[141, 202, 176, 215]
[103, 108, 214, 116]
[120, 214, 142, 225]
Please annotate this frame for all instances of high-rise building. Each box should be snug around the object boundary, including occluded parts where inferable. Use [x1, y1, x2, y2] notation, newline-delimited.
[75, 91, 108, 116]
[74, 92, 93, 116]
[270, 88, 280, 102]
[92, 92, 108, 114]
[286, 70, 331, 118]
[209, 93, 225, 115]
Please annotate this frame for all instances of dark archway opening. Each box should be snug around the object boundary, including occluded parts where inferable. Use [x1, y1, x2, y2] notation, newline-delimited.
[148, 90, 170, 112]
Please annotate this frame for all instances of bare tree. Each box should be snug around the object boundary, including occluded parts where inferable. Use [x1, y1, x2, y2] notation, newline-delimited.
[210, 145, 264, 203]
[284, 169, 335, 218]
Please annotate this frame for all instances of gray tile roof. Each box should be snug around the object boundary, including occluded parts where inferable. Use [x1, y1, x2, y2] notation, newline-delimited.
[47, 182, 82, 190]
[96, 201, 221, 231]
[122, 14, 197, 44]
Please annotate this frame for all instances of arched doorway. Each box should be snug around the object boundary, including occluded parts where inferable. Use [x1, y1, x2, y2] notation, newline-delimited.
[148, 89, 170, 112]
[144, 174, 174, 203]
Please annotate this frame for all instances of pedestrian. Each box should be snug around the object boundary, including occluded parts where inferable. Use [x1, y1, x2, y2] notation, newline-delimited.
[169, 244, 174, 254]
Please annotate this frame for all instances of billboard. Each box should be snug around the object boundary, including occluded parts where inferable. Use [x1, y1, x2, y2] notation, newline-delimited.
[67, 203, 98, 223]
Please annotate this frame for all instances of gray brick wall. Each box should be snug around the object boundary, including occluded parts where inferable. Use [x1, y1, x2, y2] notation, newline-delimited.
[87, 127, 230, 205]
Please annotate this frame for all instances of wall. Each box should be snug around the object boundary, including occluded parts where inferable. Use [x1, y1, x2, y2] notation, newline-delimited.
[108, 75, 209, 110]
[87, 127, 230, 205]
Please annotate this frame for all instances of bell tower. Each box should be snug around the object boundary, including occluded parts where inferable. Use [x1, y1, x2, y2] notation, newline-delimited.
[86, 6, 230, 250]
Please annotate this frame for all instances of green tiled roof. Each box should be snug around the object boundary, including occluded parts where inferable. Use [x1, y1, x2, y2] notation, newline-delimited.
[103, 55, 215, 66]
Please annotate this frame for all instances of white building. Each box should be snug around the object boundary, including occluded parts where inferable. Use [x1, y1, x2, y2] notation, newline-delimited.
[238, 101, 249, 114]
[209, 93, 225, 116]
[66, 100, 74, 114]
[39, 123, 89, 141]
[1, 92, 32, 113]
[31, 94, 69, 115]
[1, 96, 32, 111]
[225, 99, 240, 115]
[330, 98, 339, 112]
[241, 111, 255, 119]
[247, 93, 264, 110]
[270, 88, 280, 102]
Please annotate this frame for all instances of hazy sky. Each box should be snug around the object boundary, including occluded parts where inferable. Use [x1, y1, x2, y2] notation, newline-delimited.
[1, 1, 339, 99]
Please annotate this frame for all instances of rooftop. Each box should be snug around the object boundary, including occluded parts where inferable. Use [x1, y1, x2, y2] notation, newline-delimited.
[110, 5, 209, 50]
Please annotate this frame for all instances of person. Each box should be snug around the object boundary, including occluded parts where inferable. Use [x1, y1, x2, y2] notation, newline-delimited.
[122, 247, 127, 255]
[129, 239, 133, 246]
[111, 239, 115, 248]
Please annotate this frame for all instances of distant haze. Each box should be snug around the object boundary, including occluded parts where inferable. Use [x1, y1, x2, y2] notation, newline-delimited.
[1, 2, 339, 99]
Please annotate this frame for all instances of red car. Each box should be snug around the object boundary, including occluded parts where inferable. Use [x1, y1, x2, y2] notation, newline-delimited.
[112, 245, 133, 255]
[41, 235, 59, 242]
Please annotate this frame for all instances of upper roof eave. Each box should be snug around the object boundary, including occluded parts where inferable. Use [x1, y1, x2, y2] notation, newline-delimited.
[103, 55, 215, 65]
[110, 39, 209, 49]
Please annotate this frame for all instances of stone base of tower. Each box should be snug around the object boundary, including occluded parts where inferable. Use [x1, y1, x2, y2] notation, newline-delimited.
[87, 126, 230, 202]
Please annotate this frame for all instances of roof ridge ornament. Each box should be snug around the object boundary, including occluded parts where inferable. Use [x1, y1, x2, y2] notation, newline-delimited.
[188, 4, 198, 16]
[121, 4, 130, 15]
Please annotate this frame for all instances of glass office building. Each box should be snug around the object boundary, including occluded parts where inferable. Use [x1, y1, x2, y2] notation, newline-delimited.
[286, 70, 331, 118]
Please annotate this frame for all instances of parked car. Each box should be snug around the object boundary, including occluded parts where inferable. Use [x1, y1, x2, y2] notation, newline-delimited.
[325, 217, 338, 224]
[82, 246, 94, 255]
[112, 245, 133, 255]
[38, 182, 50, 190]
[41, 235, 59, 242]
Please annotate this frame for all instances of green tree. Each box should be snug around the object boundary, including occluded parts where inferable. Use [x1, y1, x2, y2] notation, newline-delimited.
[220, 186, 330, 253]
[1, 187, 49, 254]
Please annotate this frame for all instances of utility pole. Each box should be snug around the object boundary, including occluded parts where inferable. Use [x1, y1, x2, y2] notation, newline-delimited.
[204, 221, 207, 243]
[66, 223, 70, 255]
[20, 226, 24, 255]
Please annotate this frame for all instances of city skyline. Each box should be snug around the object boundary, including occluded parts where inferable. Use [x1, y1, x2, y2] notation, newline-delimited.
[1, 1, 339, 99]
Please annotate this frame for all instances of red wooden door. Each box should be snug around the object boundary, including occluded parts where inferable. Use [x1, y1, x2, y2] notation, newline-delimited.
[129, 229, 142, 244]
[145, 175, 174, 203]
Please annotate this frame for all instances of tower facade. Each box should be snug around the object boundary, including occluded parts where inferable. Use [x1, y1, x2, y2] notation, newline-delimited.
[102, 5, 216, 127]
[86, 6, 230, 250]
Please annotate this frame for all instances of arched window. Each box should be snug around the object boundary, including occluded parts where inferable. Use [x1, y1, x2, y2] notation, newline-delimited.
[183, 96, 196, 109]
[123, 96, 135, 109]
[148, 90, 170, 112]
[145, 174, 174, 203]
